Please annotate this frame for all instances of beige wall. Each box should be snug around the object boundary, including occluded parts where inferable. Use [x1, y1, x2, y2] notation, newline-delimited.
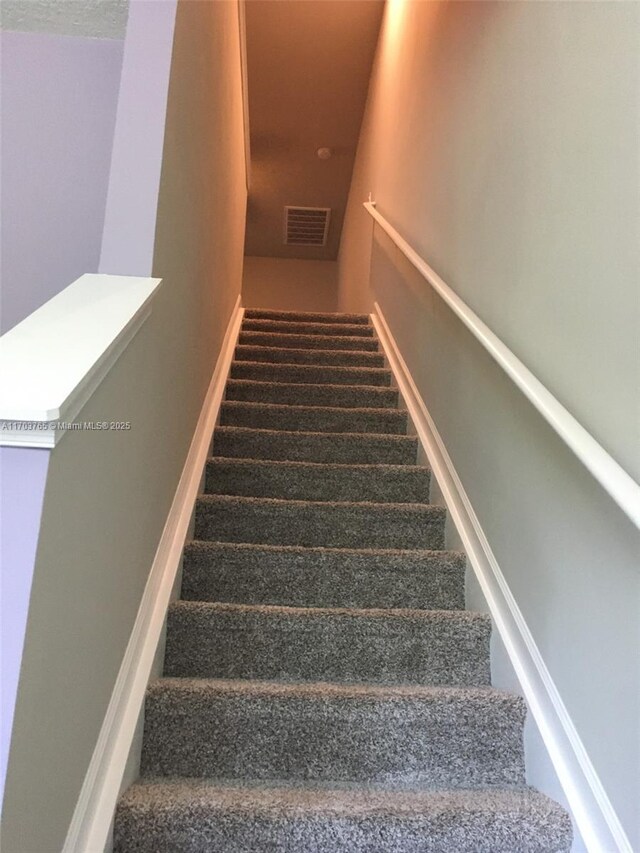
[243, 0, 383, 261]
[1, 2, 247, 849]
[338, 2, 639, 848]
[243, 255, 339, 312]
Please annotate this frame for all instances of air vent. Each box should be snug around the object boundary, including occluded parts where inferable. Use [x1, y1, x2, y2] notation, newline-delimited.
[284, 206, 331, 246]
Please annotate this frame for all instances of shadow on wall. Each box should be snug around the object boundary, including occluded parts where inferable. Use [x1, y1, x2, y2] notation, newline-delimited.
[242, 256, 340, 313]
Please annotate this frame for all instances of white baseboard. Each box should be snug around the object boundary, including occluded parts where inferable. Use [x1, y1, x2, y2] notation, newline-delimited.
[63, 296, 244, 853]
[371, 302, 631, 853]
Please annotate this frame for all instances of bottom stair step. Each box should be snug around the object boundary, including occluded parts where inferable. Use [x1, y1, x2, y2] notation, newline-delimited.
[115, 780, 573, 853]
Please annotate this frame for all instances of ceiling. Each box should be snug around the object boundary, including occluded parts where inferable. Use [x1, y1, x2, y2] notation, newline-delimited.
[0, 0, 129, 39]
[244, 0, 384, 261]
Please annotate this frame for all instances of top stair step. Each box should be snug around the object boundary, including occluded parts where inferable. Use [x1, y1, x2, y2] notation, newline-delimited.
[244, 309, 370, 325]
[242, 319, 375, 338]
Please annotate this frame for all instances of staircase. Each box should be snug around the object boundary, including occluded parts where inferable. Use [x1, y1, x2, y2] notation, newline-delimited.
[115, 309, 572, 852]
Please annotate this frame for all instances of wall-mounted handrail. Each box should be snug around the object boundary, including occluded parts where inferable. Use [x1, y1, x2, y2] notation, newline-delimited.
[363, 201, 640, 530]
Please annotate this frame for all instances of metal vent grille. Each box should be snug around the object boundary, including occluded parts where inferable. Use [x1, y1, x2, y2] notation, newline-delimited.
[284, 206, 331, 246]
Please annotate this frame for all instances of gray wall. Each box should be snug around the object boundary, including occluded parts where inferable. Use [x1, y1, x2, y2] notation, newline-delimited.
[0, 28, 124, 332]
[1, 1, 247, 849]
[243, 256, 339, 312]
[0, 0, 129, 38]
[338, 1, 639, 847]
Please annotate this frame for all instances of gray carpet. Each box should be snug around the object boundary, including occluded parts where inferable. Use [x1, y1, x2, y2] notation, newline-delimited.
[204, 458, 432, 503]
[241, 319, 375, 337]
[220, 400, 408, 434]
[181, 542, 467, 610]
[163, 601, 491, 685]
[116, 781, 572, 853]
[244, 309, 370, 325]
[235, 344, 385, 367]
[239, 330, 380, 351]
[213, 425, 418, 464]
[230, 359, 392, 386]
[114, 309, 572, 851]
[225, 377, 399, 408]
[194, 494, 446, 549]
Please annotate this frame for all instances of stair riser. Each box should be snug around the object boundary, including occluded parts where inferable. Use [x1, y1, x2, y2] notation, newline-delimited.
[242, 320, 374, 337]
[181, 543, 466, 610]
[195, 498, 446, 550]
[141, 684, 526, 787]
[225, 380, 398, 409]
[239, 332, 380, 352]
[231, 362, 392, 387]
[115, 792, 572, 853]
[213, 428, 418, 465]
[164, 605, 491, 686]
[235, 345, 385, 367]
[220, 403, 407, 436]
[205, 460, 431, 503]
[244, 309, 370, 325]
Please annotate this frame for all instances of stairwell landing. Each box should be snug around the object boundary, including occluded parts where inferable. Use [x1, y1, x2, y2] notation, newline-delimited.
[114, 309, 572, 852]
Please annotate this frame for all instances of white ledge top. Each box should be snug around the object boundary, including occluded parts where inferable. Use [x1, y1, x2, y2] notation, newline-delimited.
[0, 274, 162, 447]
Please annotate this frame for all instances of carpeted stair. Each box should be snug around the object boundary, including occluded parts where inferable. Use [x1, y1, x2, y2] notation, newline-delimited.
[115, 308, 572, 852]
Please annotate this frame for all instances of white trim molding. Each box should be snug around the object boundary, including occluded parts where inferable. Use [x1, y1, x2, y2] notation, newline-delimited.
[364, 201, 640, 530]
[62, 296, 244, 853]
[372, 302, 633, 853]
[0, 274, 162, 448]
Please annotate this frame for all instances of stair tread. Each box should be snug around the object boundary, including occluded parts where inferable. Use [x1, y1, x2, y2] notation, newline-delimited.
[227, 378, 396, 391]
[206, 457, 430, 503]
[244, 309, 370, 324]
[195, 492, 445, 549]
[165, 602, 491, 685]
[181, 541, 466, 611]
[116, 779, 571, 852]
[235, 344, 384, 365]
[242, 319, 375, 336]
[232, 360, 391, 383]
[233, 359, 388, 375]
[215, 425, 416, 442]
[148, 676, 522, 704]
[119, 776, 567, 810]
[197, 493, 441, 511]
[220, 400, 407, 435]
[195, 493, 445, 544]
[239, 331, 380, 351]
[208, 456, 428, 472]
[141, 678, 526, 787]
[185, 539, 460, 558]
[225, 378, 398, 408]
[168, 599, 487, 623]
[222, 400, 407, 416]
[213, 426, 418, 466]
[231, 362, 392, 388]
